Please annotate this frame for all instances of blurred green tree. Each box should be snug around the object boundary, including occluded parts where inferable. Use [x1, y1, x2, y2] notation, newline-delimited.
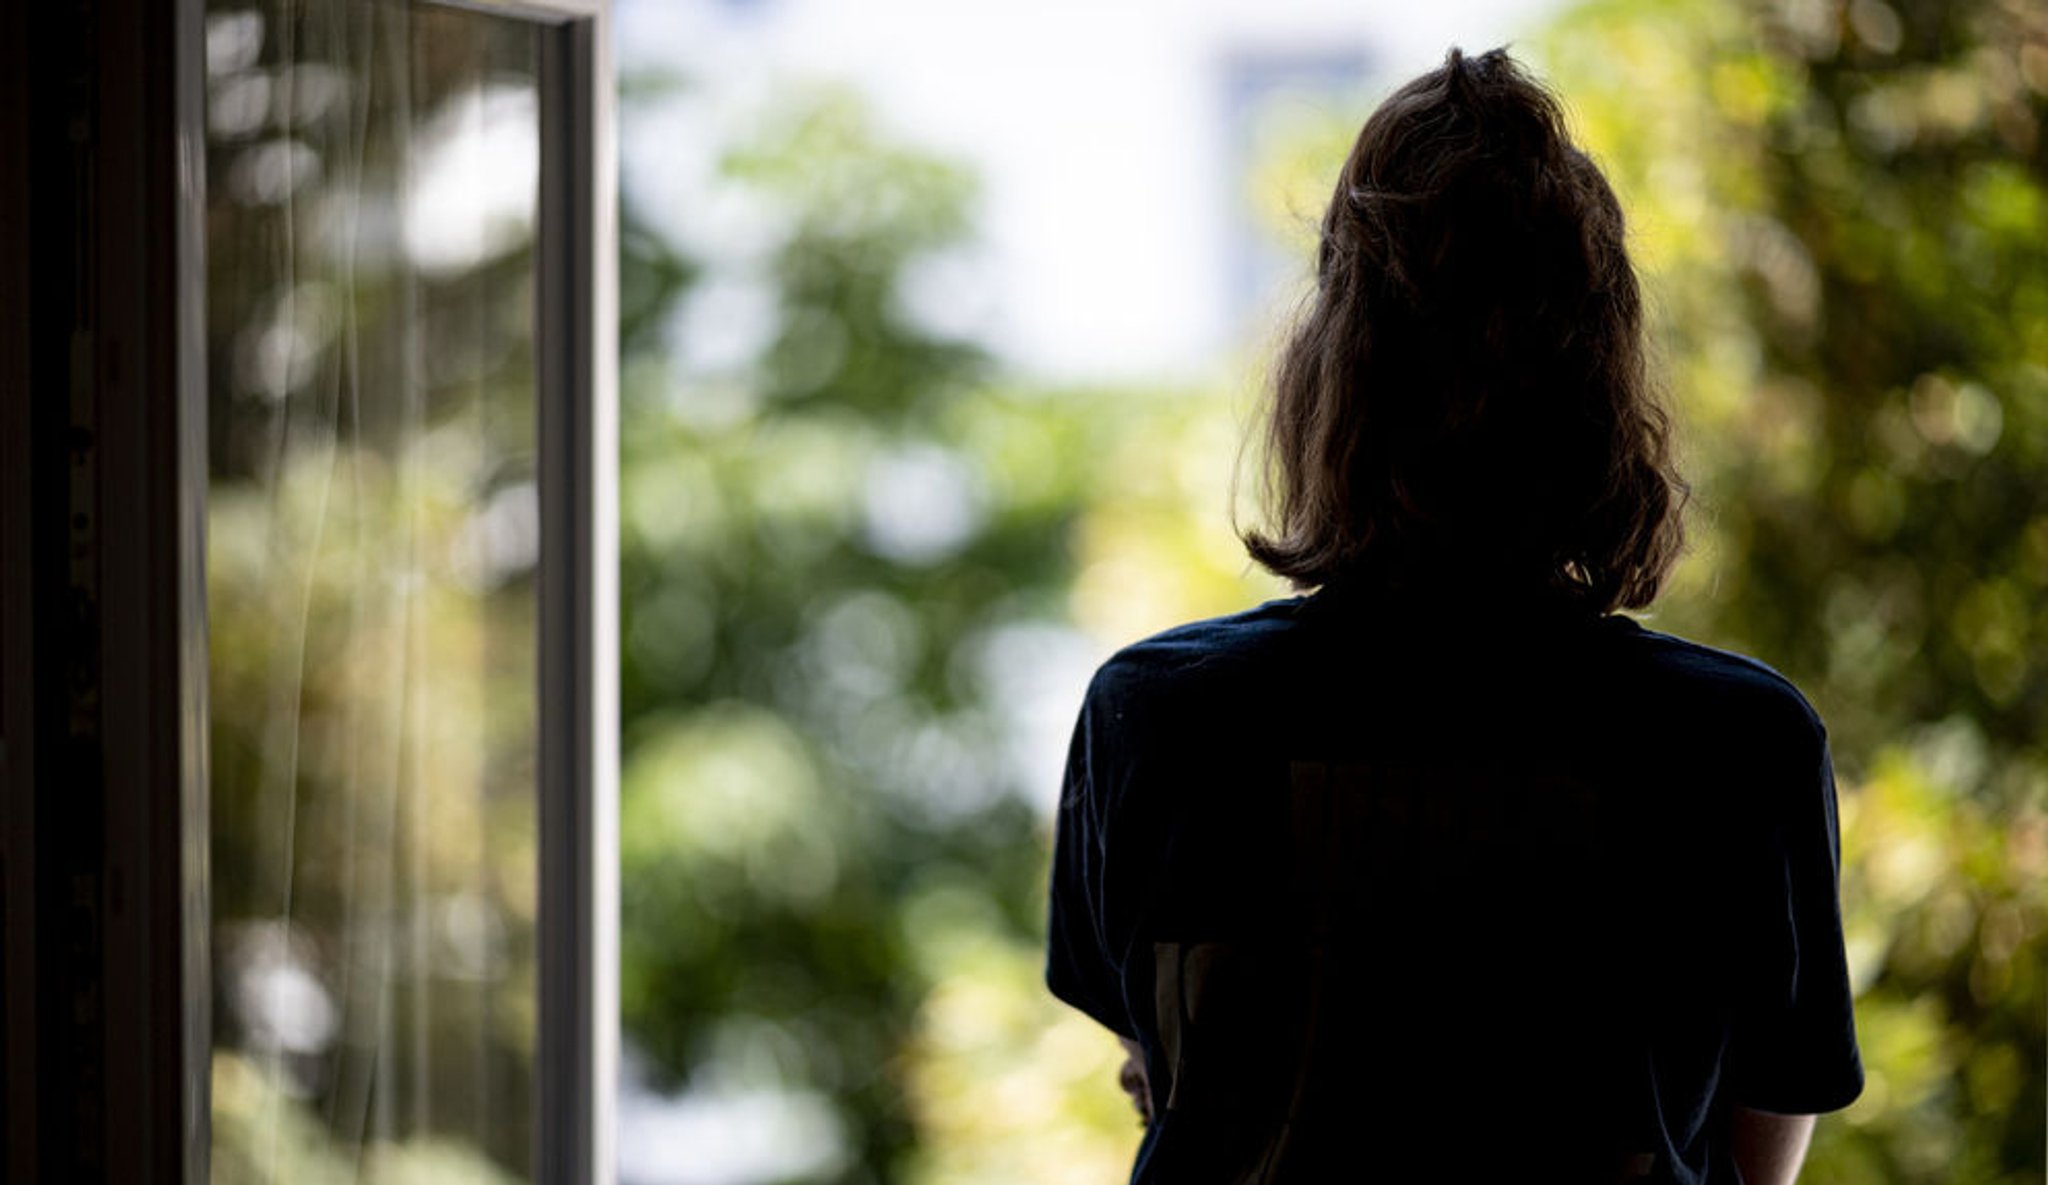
[614, 91, 1147, 1181]
[613, 1, 2047, 1180]
[1530, 1, 2047, 1180]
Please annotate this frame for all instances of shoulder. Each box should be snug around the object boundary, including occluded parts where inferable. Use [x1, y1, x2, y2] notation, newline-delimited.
[1615, 620, 1828, 749]
[1082, 595, 1310, 717]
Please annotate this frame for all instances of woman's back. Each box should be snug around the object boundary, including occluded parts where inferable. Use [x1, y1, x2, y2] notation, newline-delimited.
[1048, 585, 1862, 1181]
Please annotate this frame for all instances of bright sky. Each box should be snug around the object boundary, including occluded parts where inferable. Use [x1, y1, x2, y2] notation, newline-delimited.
[617, 0, 1568, 386]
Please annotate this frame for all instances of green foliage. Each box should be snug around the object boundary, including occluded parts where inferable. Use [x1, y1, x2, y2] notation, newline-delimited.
[616, 90, 1153, 1181]
[212, 1053, 523, 1185]
[616, 5, 2046, 1180]
[1532, 2, 2047, 1179]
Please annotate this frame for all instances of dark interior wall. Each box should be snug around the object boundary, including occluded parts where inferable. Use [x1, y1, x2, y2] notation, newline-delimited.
[3, 1, 209, 1182]
[1, 0, 33, 1174]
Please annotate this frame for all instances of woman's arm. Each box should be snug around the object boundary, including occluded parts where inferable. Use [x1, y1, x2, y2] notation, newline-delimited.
[1117, 1036, 1154, 1127]
[1729, 1107, 1816, 1185]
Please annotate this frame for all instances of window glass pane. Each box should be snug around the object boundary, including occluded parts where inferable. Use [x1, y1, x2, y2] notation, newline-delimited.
[204, 4, 542, 1180]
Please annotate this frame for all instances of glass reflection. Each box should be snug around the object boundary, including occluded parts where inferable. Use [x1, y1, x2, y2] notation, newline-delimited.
[204, 3, 542, 1181]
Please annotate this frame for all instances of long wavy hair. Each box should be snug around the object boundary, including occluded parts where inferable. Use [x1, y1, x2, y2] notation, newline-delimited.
[1240, 47, 1686, 614]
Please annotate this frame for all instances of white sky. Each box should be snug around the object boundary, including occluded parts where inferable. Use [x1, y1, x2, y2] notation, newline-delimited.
[616, 0, 1566, 382]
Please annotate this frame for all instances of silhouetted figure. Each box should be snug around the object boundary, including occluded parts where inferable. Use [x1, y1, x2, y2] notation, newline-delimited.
[1046, 47, 1862, 1185]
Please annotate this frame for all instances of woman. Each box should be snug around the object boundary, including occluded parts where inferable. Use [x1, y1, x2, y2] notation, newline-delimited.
[1045, 48, 1862, 1184]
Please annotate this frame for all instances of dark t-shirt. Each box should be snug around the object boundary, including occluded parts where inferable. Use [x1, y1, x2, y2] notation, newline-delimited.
[1045, 584, 1863, 1183]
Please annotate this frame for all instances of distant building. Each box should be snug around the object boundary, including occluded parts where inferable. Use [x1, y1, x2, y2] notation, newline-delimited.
[1217, 45, 1376, 336]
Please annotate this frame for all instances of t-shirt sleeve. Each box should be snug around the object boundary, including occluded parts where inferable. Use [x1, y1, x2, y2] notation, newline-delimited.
[1725, 731, 1865, 1114]
[1044, 686, 1137, 1039]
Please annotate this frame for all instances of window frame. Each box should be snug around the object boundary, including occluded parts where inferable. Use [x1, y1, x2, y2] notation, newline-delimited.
[530, 6, 621, 1185]
[1, 1, 618, 1182]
